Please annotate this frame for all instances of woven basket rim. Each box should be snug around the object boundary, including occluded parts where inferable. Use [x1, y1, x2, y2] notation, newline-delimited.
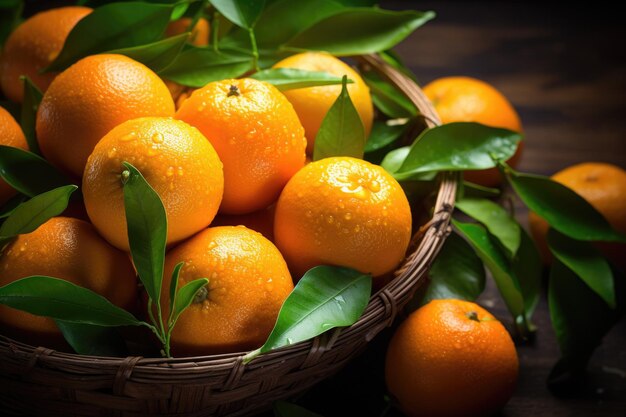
[0, 52, 457, 417]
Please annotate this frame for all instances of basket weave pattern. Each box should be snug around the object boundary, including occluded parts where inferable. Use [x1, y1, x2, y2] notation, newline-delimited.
[0, 54, 457, 417]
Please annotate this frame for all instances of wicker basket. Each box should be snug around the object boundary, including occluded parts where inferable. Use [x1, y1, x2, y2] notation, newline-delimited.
[0, 53, 457, 417]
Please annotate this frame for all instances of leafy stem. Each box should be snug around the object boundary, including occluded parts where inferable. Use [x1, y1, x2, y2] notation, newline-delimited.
[211, 10, 220, 52]
[248, 27, 259, 71]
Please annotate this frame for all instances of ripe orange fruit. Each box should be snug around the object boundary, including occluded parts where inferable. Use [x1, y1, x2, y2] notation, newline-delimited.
[423, 76, 523, 187]
[528, 162, 626, 265]
[385, 299, 519, 417]
[36, 54, 175, 178]
[0, 6, 92, 103]
[83, 117, 224, 251]
[0, 106, 28, 204]
[175, 78, 306, 214]
[211, 204, 276, 241]
[274, 156, 412, 281]
[165, 17, 210, 47]
[159, 226, 293, 356]
[273, 52, 374, 154]
[0, 217, 138, 350]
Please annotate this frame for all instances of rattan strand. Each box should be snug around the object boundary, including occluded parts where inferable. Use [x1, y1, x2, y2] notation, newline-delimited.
[0, 54, 457, 417]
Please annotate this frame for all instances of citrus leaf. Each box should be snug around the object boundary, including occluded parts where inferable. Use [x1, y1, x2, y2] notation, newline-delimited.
[505, 167, 626, 243]
[284, 9, 435, 56]
[381, 146, 409, 174]
[46, 2, 175, 72]
[397, 122, 522, 177]
[512, 227, 542, 322]
[456, 197, 521, 258]
[0, 276, 144, 327]
[108, 32, 189, 73]
[453, 219, 525, 317]
[362, 71, 417, 118]
[421, 231, 486, 304]
[170, 278, 209, 327]
[56, 320, 129, 357]
[313, 76, 366, 161]
[159, 46, 253, 88]
[458, 181, 501, 199]
[250, 68, 349, 91]
[547, 229, 616, 308]
[210, 0, 265, 29]
[274, 401, 324, 417]
[122, 162, 167, 304]
[244, 266, 371, 363]
[168, 262, 184, 317]
[0, 0, 21, 47]
[548, 259, 619, 394]
[365, 119, 410, 153]
[0, 185, 77, 239]
[19, 76, 42, 155]
[0, 194, 26, 220]
[0, 146, 73, 197]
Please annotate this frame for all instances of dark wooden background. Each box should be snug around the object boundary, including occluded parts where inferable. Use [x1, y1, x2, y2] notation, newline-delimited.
[14, 1, 626, 416]
[280, 2, 626, 416]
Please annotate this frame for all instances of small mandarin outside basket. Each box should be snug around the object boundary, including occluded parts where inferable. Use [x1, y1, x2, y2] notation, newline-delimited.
[0, 53, 457, 417]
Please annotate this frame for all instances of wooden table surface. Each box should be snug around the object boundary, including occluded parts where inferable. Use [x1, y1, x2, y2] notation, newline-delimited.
[10, 1, 626, 417]
[269, 2, 626, 416]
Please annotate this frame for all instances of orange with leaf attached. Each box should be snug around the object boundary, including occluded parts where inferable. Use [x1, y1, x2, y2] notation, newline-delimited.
[0, 106, 29, 204]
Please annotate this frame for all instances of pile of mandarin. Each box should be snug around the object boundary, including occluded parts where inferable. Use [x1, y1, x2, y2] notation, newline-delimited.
[0, 6, 412, 356]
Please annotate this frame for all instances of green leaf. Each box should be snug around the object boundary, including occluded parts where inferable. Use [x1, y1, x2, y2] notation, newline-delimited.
[251, 0, 342, 48]
[362, 71, 417, 118]
[397, 123, 522, 177]
[0, 146, 72, 197]
[547, 229, 616, 308]
[512, 227, 542, 322]
[0, 276, 143, 326]
[505, 167, 626, 243]
[0, 0, 21, 47]
[0, 194, 27, 220]
[244, 266, 371, 363]
[210, 0, 265, 29]
[159, 46, 253, 88]
[46, 2, 175, 72]
[168, 262, 184, 317]
[365, 119, 409, 153]
[458, 181, 501, 199]
[122, 162, 167, 304]
[380, 146, 409, 174]
[108, 32, 189, 73]
[422, 232, 486, 304]
[313, 76, 366, 161]
[170, 278, 209, 327]
[456, 197, 521, 258]
[274, 401, 324, 417]
[250, 68, 349, 91]
[548, 259, 618, 390]
[56, 320, 129, 357]
[285, 9, 435, 56]
[0, 185, 77, 241]
[453, 219, 524, 317]
[19, 77, 42, 155]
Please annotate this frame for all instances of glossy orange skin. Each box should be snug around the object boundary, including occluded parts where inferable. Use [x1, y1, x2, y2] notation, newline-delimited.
[165, 17, 210, 47]
[36, 54, 175, 178]
[176, 78, 306, 214]
[273, 52, 374, 154]
[82, 117, 224, 251]
[0, 217, 138, 350]
[385, 299, 519, 417]
[160, 226, 293, 356]
[274, 157, 412, 281]
[0, 106, 28, 203]
[529, 162, 626, 267]
[0, 6, 92, 103]
[423, 76, 523, 187]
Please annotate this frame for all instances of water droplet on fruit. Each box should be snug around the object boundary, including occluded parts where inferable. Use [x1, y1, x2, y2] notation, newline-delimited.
[151, 132, 164, 144]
